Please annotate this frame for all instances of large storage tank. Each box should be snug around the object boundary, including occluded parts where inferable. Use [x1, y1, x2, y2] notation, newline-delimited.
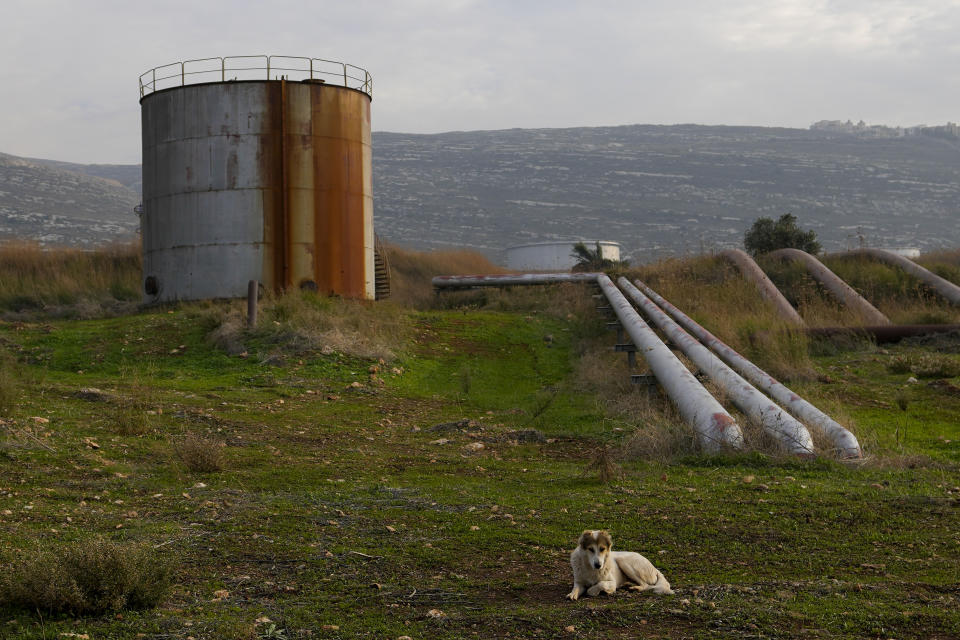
[139, 56, 375, 302]
[505, 240, 621, 271]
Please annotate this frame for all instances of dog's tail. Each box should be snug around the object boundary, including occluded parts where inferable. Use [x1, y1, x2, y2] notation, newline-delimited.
[652, 572, 674, 595]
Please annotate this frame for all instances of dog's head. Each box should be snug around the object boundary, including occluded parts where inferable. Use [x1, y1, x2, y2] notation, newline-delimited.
[578, 530, 613, 570]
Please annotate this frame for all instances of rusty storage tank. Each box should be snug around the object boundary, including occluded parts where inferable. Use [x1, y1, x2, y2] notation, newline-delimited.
[139, 55, 375, 302]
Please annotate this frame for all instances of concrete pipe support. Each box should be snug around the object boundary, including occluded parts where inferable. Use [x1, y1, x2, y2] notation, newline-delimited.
[632, 279, 862, 458]
[617, 278, 815, 456]
[831, 248, 960, 306]
[596, 274, 744, 452]
[719, 249, 804, 326]
[767, 248, 891, 326]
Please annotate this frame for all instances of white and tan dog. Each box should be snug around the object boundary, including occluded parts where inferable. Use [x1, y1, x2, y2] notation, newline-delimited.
[567, 530, 674, 600]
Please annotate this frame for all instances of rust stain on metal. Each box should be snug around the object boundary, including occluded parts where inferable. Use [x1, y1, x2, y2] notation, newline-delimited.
[310, 86, 371, 298]
[279, 77, 291, 290]
[711, 412, 737, 433]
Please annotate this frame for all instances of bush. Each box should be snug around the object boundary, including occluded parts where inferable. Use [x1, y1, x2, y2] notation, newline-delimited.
[0, 539, 172, 615]
[175, 432, 225, 472]
[744, 213, 821, 258]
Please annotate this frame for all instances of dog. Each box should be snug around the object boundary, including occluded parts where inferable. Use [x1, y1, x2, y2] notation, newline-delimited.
[567, 530, 674, 600]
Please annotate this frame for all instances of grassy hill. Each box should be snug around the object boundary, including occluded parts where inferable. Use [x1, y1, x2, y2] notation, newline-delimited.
[0, 246, 958, 638]
[4, 122, 960, 259]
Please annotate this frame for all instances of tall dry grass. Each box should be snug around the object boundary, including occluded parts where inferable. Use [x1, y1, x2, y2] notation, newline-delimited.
[631, 255, 816, 381]
[0, 240, 141, 316]
[385, 245, 507, 308]
[823, 254, 960, 325]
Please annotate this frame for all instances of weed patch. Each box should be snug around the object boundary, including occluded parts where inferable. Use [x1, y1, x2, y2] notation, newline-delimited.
[887, 353, 960, 379]
[0, 539, 172, 616]
[175, 432, 225, 472]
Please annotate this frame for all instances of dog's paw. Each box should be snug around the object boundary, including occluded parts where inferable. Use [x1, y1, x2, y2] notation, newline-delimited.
[566, 591, 579, 601]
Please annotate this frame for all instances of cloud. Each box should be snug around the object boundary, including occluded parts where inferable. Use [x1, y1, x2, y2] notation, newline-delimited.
[1, 0, 958, 162]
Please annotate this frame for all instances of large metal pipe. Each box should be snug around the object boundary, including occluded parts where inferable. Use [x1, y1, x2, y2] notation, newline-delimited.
[805, 324, 960, 344]
[632, 279, 862, 458]
[767, 248, 891, 326]
[432, 273, 601, 290]
[596, 274, 744, 452]
[719, 249, 805, 326]
[830, 248, 960, 306]
[618, 278, 815, 456]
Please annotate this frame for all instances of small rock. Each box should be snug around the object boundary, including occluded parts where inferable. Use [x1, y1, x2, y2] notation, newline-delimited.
[427, 608, 446, 619]
[742, 475, 755, 484]
[429, 438, 450, 445]
[321, 625, 339, 631]
[564, 626, 576, 633]
[907, 376, 918, 384]
[463, 442, 485, 452]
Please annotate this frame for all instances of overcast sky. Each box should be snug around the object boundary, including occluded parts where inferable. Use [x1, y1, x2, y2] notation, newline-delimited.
[2, 0, 959, 163]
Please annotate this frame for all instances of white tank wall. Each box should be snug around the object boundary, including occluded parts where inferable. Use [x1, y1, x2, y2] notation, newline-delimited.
[505, 241, 621, 271]
[141, 82, 276, 302]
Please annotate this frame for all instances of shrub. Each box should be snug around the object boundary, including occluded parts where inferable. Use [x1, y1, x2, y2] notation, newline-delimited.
[175, 432, 225, 472]
[0, 539, 172, 615]
[744, 213, 821, 258]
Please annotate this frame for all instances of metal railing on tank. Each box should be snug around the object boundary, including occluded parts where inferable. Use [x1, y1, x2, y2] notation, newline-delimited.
[139, 55, 373, 98]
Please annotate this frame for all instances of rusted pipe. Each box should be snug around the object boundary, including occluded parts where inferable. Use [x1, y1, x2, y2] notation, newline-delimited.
[596, 274, 744, 452]
[831, 248, 960, 306]
[805, 324, 960, 344]
[618, 278, 814, 456]
[767, 248, 891, 325]
[432, 273, 601, 290]
[719, 249, 804, 326]
[632, 279, 862, 458]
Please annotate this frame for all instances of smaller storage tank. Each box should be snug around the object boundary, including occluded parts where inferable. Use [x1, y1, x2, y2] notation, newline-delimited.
[505, 240, 621, 271]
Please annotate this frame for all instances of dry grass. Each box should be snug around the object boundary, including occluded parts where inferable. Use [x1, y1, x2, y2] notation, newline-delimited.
[887, 353, 960, 378]
[631, 255, 816, 381]
[0, 240, 141, 316]
[0, 539, 172, 616]
[0, 351, 17, 418]
[175, 432, 225, 472]
[385, 244, 507, 308]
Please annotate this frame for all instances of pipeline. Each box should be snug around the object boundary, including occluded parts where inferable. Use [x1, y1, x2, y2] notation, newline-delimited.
[805, 324, 960, 344]
[830, 248, 960, 306]
[767, 248, 891, 326]
[432, 272, 601, 290]
[719, 249, 805, 326]
[596, 274, 744, 452]
[632, 279, 862, 458]
[617, 278, 814, 456]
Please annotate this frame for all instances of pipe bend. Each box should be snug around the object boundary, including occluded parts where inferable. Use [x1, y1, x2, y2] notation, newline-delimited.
[767, 248, 891, 326]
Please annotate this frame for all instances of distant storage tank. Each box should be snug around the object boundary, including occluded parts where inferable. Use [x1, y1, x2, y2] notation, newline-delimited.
[505, 240, 621, 271]
[139, 55, 375, 302]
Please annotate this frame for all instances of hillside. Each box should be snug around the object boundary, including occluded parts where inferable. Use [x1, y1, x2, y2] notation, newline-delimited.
[0, 153, 139, 247]
[374, 124, 960, 260]
[3, 123, 959, 258]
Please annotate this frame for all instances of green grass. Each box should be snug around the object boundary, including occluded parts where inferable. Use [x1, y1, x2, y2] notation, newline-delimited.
[0, 288, 958, 639]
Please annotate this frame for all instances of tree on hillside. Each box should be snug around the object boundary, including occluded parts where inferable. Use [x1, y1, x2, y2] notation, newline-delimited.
[744, 213, 821, 258]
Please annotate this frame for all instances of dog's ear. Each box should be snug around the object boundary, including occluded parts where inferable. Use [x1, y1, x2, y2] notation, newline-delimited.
[578, 530, 594, 548]
[597, 530, 613, 550]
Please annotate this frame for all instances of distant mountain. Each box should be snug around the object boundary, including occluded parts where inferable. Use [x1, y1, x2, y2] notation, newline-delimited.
[373, 124, 960, 261]
[0, 153, 139, 247]
[3, 123, 959, 259]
